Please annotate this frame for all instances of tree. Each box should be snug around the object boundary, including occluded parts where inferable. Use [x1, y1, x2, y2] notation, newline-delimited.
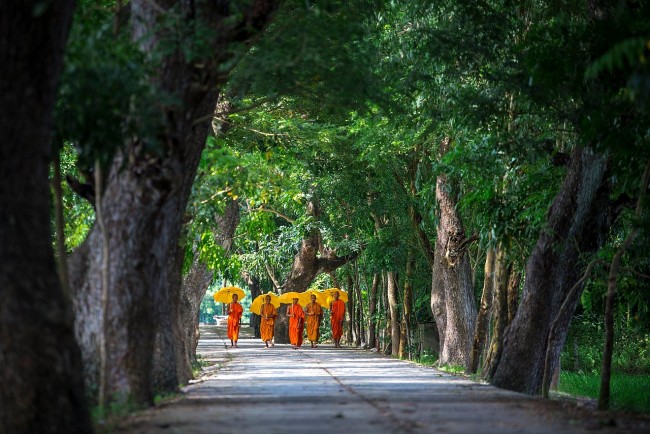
[0, 1, 93, 432]
[67, 0, 279, 406]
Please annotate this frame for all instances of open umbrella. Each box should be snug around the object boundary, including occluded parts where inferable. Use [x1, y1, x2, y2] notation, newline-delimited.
[250, 292, 280, 315]
[213, 286, 246, 304]
[299, 290, 329, 309]
[322, 287, 348, 303]
[278, 291, 303, 304]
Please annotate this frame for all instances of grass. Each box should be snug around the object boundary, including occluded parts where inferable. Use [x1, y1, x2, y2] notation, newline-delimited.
[558, 372, 650, 413]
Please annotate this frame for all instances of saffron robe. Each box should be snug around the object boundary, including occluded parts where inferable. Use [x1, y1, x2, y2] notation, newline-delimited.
[288, 304, 305, 347]
[330, 299, 345, 340]
[305, 302, 322, 342]
[227, 301, 243, 341]
[260, 303, 276, 342]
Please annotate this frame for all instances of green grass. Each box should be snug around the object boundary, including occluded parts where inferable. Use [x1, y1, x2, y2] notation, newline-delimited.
[558, 372, 650, 413]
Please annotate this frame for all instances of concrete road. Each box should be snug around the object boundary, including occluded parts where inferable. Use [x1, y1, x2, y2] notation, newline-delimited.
[115, 326, 647, 434]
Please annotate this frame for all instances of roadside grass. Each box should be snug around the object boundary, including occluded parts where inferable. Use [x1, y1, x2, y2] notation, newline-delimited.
[558, 372, 650, 414]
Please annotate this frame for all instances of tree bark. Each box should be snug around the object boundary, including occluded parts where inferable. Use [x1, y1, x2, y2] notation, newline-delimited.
[69, 0, 279, 405]
[492, 146, 611, 394]
[484, 246, 510, 378]
[468, 245, 496, 373]
[433, 140, 477, 368]
[399, 250, 415, 359]
[387, 271, 401, 356]
[368, 273, 379, 349]
[0, 1, 93, 432]
[507, 270, 521, 325]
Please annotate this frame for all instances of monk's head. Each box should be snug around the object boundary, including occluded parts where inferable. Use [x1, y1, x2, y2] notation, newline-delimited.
[310, 294, 316, 302]
[232, 294, 238, 302]
[265, 295, 271, 303]
[333, 291, 339, 300]
[292, 297, 299, 305]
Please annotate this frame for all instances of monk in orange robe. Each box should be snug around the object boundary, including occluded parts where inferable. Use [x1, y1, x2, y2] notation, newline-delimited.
[287, 298, 305, 349]
[329, 291, 345, 348]
[227, 294, 243, 348]
[260, 295, 277, 348]
[305, 294, 323, 348]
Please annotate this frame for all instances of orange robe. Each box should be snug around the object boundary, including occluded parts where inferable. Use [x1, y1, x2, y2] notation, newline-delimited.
[260, 303, 276, 342]
[227, 301, 243, 341]
[330, 299, 345, 340]
[305, 302, 322, 342]
[288, 304, 305, 347]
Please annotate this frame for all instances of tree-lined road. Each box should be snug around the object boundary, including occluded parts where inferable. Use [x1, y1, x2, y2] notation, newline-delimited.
[116, 326, 643, 434]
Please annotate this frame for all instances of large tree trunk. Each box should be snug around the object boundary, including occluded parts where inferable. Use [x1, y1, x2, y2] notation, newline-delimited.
[0, 2, 93, 432]
[69, 0, 279, 405]
[468, 246, 496, 373]
[492, 146, 611, 394]
[433, 140, 477, 368]
[387, 271, 401, 356]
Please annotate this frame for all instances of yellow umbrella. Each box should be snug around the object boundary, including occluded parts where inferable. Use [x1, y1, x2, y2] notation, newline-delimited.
[299, 290, 330, 309]
[322, 287, 348, 303]
[213, 286, 246, 304]
[278, 291, 303, 304]
[250, 292, 280, 315]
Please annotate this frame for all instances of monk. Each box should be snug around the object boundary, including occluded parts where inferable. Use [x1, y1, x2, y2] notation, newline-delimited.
[287, 297, 305, 349]
[305, 294, 323, 348]
[329, 291, 345, 348]
[226, 293, 243, 348]
[260, 295, 277, 348]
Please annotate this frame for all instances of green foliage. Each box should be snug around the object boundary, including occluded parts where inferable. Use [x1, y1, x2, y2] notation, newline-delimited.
[557, 372, 650, 413]
[562, 314, 650, 375]
[56, 3, 165, 171]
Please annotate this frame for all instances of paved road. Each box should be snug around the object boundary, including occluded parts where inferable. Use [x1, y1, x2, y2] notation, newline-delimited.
[116, 326, 647, 434]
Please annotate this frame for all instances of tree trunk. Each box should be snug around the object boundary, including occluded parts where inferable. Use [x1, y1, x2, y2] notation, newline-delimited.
[433, 140, 477, 368]
[492, 146, 611, 394]
[0, 1, 93, 432]
[507, 271, 521, 324]
[176, 198, 240, 384]
[387, 271, 401, 356]
[484, 246, 510, 378]
[468, 245, 496, 373]
[356, 267, 366, 346]
[176, 254, 213, 383]
[399, 250, 415, 359]
[69, 0, 279, 405]
[368, 273, 379, 349]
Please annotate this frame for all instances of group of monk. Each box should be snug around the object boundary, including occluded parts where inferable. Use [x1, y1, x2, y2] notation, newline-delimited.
[224, 291, 346, 349]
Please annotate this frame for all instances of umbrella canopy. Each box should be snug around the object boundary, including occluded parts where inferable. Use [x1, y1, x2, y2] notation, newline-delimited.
[299, 290, 329, 309]
[278, 291, 303, 304]
[213, 286, 246, 304]
[322, 287, 349, 303]
[250, 292, 281, 315]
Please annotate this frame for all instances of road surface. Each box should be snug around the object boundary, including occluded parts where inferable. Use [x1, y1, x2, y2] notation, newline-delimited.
[115, 326, 648, 434]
